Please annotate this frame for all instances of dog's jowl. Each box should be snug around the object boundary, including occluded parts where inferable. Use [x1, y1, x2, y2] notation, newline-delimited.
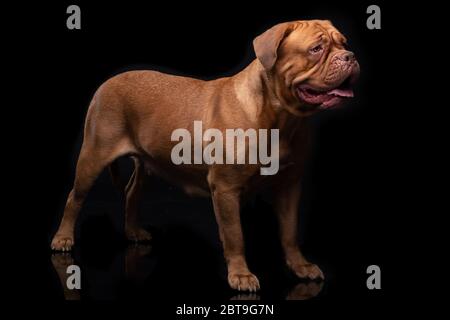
[51, 20, 359, 292]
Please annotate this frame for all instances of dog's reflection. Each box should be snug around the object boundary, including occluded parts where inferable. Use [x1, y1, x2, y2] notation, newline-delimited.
[229, 281, 324, 300]
[50, 253, 81, 300]
[52, 246, 323, 300]
[230, 293, 261, 300]
[285, 281, 324, 300]
[51, 244, 153, 300]
[124, 244, 153, 283]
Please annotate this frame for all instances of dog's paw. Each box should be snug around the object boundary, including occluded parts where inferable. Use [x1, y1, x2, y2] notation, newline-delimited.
[126, 228, 152, 242]
[289, 262, 324, 280]
[228, 272, 260, 292]
[51, 234, 74, 251]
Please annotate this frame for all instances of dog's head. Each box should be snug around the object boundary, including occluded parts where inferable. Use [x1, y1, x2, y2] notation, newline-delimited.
[254, 20, 360, 115]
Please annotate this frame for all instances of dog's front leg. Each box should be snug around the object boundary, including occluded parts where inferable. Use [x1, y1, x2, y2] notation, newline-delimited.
[274, 181, 324, 280]
[209, 178, 260, 292]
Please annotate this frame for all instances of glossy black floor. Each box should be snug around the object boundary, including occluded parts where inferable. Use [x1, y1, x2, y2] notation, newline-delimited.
[45, 173, 321, 301]
[43, 156, 385, 302]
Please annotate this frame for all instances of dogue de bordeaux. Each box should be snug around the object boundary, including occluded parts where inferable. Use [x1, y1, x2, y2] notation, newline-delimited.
[52, 20, 360, 292]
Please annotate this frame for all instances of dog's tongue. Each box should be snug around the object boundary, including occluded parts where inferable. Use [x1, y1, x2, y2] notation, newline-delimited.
[328, 88, 354, 97]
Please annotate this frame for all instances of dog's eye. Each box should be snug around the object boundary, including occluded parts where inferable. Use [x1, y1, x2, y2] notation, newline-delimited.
[309, 44, 323, 54]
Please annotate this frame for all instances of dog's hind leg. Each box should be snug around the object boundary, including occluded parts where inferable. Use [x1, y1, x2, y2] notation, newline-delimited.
[51, 95, 135, 251]
[124, 156, 151, 242]
[51, 140, 133, 251]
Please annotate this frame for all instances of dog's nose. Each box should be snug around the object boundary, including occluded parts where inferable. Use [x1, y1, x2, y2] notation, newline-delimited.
[338, 51, 355, 62]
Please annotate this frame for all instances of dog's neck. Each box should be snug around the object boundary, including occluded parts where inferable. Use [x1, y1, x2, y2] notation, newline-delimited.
[233, 59, 306, 136]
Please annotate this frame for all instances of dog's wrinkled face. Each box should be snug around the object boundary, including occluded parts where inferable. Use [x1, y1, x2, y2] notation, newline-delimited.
[254, 20, 360, 114]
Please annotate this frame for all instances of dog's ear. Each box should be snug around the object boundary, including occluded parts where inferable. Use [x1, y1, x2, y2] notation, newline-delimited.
[253, 22, 295, 71]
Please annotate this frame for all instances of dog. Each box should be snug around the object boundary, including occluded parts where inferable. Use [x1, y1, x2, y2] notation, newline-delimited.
[51, 20, 360, 292]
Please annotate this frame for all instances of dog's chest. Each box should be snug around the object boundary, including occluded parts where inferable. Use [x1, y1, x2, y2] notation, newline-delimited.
[279, 139, 295, 163]
[247, 137, 307, 191]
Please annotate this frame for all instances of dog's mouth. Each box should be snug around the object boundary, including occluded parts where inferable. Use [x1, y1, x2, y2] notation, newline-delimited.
[296, 76, 354, 110]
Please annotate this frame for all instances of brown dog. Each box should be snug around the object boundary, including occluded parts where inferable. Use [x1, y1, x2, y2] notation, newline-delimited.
[51, 20, 359, 292]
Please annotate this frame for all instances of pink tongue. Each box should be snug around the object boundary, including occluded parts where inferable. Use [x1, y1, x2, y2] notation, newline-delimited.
[328, 88, 354, 97]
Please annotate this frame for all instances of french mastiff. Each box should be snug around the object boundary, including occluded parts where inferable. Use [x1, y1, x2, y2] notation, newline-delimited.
[52, 20, 360, 291]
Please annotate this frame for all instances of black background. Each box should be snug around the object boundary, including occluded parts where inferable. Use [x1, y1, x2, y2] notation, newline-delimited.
[15, 0, 410, 316]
